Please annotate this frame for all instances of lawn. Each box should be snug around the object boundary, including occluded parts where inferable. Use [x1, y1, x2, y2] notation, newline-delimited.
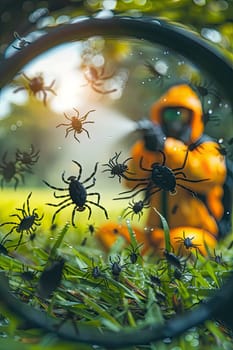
[0, 188, 232, 349]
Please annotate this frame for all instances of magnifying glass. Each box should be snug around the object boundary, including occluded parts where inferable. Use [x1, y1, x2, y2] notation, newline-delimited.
[0, 16, 232, 347]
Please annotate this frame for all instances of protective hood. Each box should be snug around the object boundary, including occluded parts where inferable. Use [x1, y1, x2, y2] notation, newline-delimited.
[150, 84, 204, 144]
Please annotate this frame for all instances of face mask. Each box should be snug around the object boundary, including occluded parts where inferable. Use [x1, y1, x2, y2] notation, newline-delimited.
[161, 107, 193, 142]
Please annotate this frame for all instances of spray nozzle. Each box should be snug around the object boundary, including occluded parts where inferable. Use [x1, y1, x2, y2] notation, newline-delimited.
[136, 118, 166, 151]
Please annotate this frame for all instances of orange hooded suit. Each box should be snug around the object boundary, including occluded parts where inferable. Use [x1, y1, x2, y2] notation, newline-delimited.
[97, 84, 228, 255]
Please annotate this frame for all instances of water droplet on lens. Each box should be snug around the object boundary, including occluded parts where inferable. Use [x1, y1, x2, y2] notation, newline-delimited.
[10, 124, 17, 131]
[218, 138, 224, 144]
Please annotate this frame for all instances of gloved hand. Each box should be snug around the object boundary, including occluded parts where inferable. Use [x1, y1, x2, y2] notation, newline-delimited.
[136, 119, 166, 151]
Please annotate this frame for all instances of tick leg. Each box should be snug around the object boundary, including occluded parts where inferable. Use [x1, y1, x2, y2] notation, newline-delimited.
[173, 150, 189, 171]
[71, 206, 77, 227]
[145, 188, 161, 199]
[87, 192, 101, 204]
[1, 226, 17, 241]
[53, 192, 70, 199]
[26, 192, 32, 213]
[158, 150, 166, 165]
[14, 232, 24, 250]
[82, 128, 91, 138]
[43, 180, 67, 191]
[114, 186, 148, 201]
[82, 163, 98, 184]
[87, 200, 108, 219]
[63, 112, 72, 122]
[62, 172, 70, 185]
[84, 203, 92, 220]
[13, 86, 26, 93]
[51, 202, 72, 223]
[174, 171, 186, 178]
[176, 177, 209, 183]
[10, 213, 22, 220]
[139, 157, 151, 172]
[42, 91, 47, 106]
[65, 127, 73, 138]
[92, 85, 117, 94]
[119, 182, 147, 195]
[74, 132, 81, 143]
[177, 183, 196, 196]
[82, 121, 95, 124]
[56, 122, 70, 128]
[0, 221, 17, 226]
[72, 161, 82, 181]
[46, 198, 71, 207]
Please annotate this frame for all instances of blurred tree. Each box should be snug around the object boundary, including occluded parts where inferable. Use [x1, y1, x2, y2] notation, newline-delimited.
[0, 99, 62, 186]
[1, 0, 233, 61]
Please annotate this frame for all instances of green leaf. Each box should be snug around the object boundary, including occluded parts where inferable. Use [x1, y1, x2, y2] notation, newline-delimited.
[50, 223, 70, 259]
[125, 219, 138, 247]
[153, 207, 171, 252]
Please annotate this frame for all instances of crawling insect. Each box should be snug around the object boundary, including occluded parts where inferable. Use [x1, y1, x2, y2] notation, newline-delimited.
[84, 259, 108, 287]
[81, 237, 88, 246]
[216, 138, 233, 159]
[163, 249, 183, 270]
[56, 108, 95, 143]
[125, 243, 144, 264]
[0, 192, 43, 249]
[109, 255, 126, 279]
[171, 204, 179, 215]
[85, 262, 101, 279]
[175, 231, 201, 252]
[102, 152, 134, 183]
[12, 32, 30, 50]
[87, 223, 96, 235]
[122, 199, 150, 221]
[82, 64, 117, 94]
[209, 249, 227, 266]
[149, 274, 162, 287]
[43, 161, 108, 226]
[163, 249, 191, 271]
[16, 144, 40, 172]
[13, 73, 56, 106]
[114, 149, 208, 201]
[173, 268, 183, 280]
[37, 257, 65, 299]
[192, 80, 221, 104]
[0, 152, 25, 189]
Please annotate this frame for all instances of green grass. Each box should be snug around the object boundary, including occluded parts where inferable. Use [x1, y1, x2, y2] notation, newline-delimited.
[0, 189, 232, 349]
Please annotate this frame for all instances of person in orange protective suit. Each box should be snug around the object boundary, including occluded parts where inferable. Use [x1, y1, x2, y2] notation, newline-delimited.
[96, 84, 231, 255]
